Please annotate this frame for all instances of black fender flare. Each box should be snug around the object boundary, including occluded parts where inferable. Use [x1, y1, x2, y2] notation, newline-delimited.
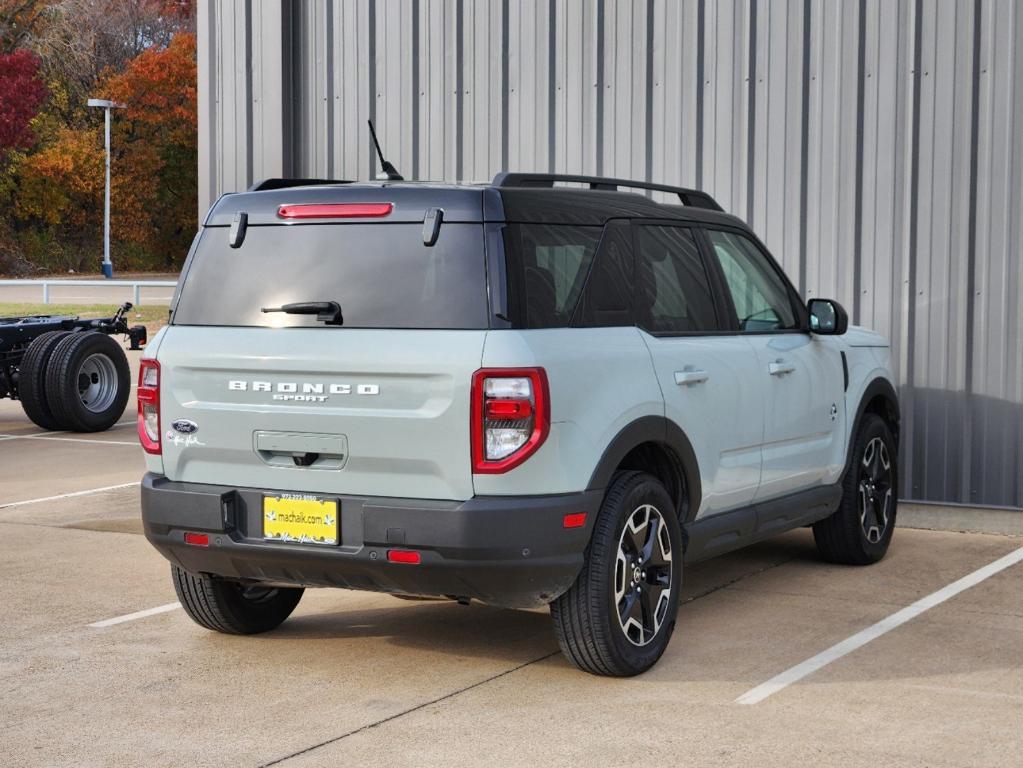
[586, 416, 702, 522]
[845, 377, 901, 474]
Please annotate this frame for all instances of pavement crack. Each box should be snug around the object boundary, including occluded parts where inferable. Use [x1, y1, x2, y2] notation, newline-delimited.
[683, 556, 796, 604]
[257, 649, 561, 767]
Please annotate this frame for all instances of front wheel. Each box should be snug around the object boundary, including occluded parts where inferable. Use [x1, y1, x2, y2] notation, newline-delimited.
[172, 565, 304, 634]
[551, 471, 683, 676]
[813, 413, 898, 565]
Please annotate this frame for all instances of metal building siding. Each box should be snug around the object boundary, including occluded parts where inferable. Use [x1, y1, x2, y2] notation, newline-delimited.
[197, 0, 1023, 509]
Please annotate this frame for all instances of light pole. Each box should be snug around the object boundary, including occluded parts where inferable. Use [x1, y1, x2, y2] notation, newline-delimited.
[87, 98, 126, 278]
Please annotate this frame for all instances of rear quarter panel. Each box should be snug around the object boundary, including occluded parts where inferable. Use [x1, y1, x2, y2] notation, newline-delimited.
[474, 327, 663, 495]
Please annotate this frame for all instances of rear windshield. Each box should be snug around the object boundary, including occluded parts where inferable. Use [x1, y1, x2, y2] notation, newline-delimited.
[173, 223, 489, 329]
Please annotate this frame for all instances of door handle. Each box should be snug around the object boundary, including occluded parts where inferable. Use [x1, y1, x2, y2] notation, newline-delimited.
[674, 368, 710, 386]
[768, 359, 796, 376]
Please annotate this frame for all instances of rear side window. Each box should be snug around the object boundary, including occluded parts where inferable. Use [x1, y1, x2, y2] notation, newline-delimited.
[635, 225, 718, 333]
[172, 223, 489, 329]
[502, 224, 602, 328]
[572, 221, 634, 327]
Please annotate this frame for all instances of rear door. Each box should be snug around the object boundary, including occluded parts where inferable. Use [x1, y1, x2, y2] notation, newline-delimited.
[634, 224, 764, 517]
[702, 227, 846, 500]
[159, 217, 490, 501]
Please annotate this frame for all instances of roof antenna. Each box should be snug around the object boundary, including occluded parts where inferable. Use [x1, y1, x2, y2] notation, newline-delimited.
[367, 120, 404, 181]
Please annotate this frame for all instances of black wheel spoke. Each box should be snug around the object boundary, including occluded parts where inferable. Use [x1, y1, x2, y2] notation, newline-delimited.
[871, 498, 885, 530]
[638, 587, 655, 636]
[619, 590, 643, 629]
[625, 523, 646, 559]
[641, 515, 660, 564]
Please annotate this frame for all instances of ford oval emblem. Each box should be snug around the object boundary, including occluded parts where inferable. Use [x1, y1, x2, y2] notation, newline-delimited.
[171, 419, 199, 435]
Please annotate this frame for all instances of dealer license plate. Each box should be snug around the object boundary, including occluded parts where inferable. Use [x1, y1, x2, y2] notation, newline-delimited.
[263, 494, 339, 545]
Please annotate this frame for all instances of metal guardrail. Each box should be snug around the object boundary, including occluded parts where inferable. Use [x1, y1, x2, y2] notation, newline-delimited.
[0, 279, 178, 305]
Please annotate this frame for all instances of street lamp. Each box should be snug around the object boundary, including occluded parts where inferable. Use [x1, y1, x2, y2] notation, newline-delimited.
[87, 98, 126, 278]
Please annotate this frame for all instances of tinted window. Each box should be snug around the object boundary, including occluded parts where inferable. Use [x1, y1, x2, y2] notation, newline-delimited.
[635, 225, 718, 333]
[706, 229, 798, 331]
[173, 223, 488, 329]
[573, 221, 633, 327]
[503, 224, 601, 328]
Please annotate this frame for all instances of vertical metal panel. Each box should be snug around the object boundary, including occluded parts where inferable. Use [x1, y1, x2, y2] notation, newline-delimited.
[198, 0, 1023, 509]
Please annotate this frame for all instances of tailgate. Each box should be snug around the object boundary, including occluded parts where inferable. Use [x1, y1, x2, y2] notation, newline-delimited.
[155, 326, 486, 500]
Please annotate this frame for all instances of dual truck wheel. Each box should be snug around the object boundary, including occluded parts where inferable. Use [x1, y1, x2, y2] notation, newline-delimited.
[18, 331, 131, 432]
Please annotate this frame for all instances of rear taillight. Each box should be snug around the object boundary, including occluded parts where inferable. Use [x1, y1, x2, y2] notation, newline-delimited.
[471, 368, 549, 473]
[137, 359, 161, 454]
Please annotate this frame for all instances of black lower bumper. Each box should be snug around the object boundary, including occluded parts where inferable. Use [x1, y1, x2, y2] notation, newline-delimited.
[140, 473, 602, 609]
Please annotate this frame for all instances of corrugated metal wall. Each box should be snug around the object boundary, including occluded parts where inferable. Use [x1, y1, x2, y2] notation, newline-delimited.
[197, 0, 1023, 509]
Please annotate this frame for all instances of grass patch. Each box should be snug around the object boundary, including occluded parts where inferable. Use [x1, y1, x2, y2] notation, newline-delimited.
[0, 303, 170, 334]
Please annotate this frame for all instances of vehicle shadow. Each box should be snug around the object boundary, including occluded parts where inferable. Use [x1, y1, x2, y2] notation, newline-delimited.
[216, 530, 824, 670]
[245, 595, 558, 666]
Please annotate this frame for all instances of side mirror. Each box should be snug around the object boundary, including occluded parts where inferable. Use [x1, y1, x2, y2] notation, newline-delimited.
[807, 298, 848, 335]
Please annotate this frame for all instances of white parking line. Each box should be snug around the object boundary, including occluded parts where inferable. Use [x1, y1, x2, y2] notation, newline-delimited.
[11, 418, 137, 439]
[0, 482, 139, 510]
[0, 434, 138, 447]
[735, 545, 1023, 705]
[88, 602, 181, 628]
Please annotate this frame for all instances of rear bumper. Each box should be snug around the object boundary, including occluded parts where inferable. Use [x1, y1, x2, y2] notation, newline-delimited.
[140, 473, 602, 609]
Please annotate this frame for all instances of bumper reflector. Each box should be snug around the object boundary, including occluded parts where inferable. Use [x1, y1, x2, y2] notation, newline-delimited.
[562, 512, 587, 529]
[184, 532, 210, 547]
[387, 549, 421, 564]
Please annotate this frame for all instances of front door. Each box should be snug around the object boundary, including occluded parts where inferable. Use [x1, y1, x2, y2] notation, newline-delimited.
[703, 228, 846, 501]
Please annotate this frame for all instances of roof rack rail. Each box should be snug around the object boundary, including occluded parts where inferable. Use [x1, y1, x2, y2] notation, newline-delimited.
[247, 178, 355, 192]
[491, 172, 723, 212]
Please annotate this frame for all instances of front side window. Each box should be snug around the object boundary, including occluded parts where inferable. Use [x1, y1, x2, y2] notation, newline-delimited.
[706, 229, 798, 332]
[634, 225, 719, 333]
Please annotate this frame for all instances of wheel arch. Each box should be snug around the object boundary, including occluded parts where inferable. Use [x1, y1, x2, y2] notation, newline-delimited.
[586, 416, 702, 523]
[847, 377, 901, 474]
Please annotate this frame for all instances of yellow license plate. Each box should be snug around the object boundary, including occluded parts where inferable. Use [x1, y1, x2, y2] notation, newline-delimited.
[263, 495, 339, 545]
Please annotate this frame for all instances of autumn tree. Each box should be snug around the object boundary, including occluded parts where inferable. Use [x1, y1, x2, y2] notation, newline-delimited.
[103, 31, 196, 267]
[3, 2, 195, 274]
[0, 48, 46, 150]
[0, 0, 44, 53]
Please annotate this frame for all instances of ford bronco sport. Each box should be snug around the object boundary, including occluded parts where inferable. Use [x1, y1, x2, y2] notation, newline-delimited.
[140, 172, 899, 677]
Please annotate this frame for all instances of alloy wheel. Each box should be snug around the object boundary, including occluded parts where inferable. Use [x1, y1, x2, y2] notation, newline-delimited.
[858, 436, 893, 544]
[614, 504, 673, 646]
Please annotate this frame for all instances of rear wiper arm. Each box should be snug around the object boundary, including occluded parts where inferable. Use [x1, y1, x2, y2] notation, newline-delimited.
[261, 301, 344, 326]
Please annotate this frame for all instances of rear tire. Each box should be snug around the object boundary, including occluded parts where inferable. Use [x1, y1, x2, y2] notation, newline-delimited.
[18, 330, 71, 431]
[172, 565, 304, 635]
[551, 471, 682, 676]
[45, 331, 131, 432]
[813, 414, 898, 565]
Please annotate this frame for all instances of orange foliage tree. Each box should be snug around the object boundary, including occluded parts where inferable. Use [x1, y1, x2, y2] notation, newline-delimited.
[103, 31, 197, 268]
[13, 32, 196, 271]
[15, 128, 104, 268]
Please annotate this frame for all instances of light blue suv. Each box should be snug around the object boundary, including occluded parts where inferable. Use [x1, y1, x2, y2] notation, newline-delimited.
[139, 173, 900, 676]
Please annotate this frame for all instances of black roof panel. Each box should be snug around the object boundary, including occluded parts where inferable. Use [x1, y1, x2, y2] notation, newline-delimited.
[203, 178, 745, 229]
[496, 188, 743, 227]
